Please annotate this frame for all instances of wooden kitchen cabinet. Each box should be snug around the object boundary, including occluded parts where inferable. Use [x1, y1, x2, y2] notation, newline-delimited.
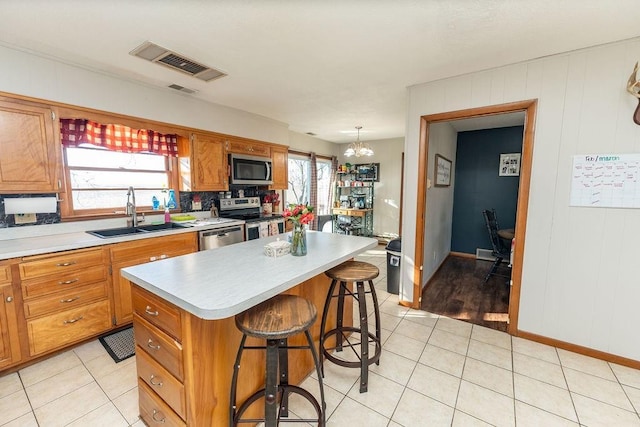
[0, 263, 21, 369]
[0, 98, 61, 193]
[226, 137, 271, 157]
[131, 271, 350, 426]
[139, 380, 187, 427]
[134, 285, 188, 425]
[110, 233, 197, 325]
[269, 145, 288, 190]
[179, 133, 228, 191]
[19, 247, 111, 356]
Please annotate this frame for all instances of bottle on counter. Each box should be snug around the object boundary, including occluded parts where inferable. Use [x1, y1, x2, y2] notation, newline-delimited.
[166, 189, 177, 209]
[164, 207, 171, 223]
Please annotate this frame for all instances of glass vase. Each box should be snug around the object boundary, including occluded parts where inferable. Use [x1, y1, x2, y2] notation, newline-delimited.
[290, 223, 307, 256]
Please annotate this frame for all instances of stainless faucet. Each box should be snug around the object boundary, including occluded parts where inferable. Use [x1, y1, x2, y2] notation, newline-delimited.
[126, 186, 138, 227]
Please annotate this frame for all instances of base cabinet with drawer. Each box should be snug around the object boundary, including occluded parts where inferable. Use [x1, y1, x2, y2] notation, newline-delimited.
[133, 286, 187, 426]
[110, 233, 197, 325]
[131, 271, 351, 426]
[19, 247, 112, 357]
[0, 262, 21, 369]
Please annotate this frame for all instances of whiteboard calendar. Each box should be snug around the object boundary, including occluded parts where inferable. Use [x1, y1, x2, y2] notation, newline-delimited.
[570, 153, 640, 208]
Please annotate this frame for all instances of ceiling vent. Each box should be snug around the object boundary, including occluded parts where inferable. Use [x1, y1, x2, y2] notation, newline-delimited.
[168, 84, 197, 94]
[130, 41, 227, 82]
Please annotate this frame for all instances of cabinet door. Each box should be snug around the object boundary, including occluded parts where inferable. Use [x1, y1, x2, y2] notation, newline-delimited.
[0, 99, 60, 193]
[191, 133, 228, 191]
[0, 284, 22, 369]
[111, 234, 197, 325]
[269, 146, 288, 190]
[226, 139, 271, 157]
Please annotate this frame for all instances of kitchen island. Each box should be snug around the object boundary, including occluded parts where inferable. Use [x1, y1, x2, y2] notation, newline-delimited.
[122, 231, 378, 426]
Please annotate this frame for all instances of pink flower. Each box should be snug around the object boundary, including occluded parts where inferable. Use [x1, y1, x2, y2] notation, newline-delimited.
[283, 203, 315, 225]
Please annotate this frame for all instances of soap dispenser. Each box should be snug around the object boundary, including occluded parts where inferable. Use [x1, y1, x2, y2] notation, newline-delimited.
[164, 207, 171, 223]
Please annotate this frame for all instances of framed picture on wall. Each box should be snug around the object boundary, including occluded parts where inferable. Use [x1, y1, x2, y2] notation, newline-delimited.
[434, 154, 452, 187]
[499, 153, 521, 176]
[354, 163, 380, 181]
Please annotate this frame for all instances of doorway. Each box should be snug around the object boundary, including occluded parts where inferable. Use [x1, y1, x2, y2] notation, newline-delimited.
[412, 100, 537, 335]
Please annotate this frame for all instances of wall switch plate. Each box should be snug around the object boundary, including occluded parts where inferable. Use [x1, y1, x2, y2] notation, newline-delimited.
[15, 213, 37, 224]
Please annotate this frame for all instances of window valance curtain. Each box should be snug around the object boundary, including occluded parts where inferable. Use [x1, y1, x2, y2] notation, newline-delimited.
[60, 118, 179, 157]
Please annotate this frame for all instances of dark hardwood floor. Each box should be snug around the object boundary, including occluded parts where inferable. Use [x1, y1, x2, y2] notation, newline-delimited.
[421, 255, 510, 332]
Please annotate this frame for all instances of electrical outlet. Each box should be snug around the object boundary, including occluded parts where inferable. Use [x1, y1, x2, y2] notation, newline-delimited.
[15, 213, 37, 224]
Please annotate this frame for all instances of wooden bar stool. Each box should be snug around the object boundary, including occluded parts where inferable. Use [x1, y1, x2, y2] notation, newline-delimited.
[230, 294, 326, 427]
[319, 260, 382, 393]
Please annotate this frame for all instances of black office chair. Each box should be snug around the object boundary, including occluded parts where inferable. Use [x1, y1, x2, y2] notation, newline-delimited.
[481, 209, 511, 283]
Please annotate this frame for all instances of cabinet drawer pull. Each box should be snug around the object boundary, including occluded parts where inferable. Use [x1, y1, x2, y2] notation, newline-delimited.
[58, 278, 79, 285]
[149, 374, 163, 387]
[145, 306, 159, 316]
[63, 316, 83, 324]
[151, 409, 166, 423]
[60, 296, 80, 303]
[147, 339, 161, 350]
[56, 261, 77, 267]
[6, 296, 13, 303]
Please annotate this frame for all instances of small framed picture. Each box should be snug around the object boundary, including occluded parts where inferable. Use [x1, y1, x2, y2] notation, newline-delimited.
[499, 153, 521, 176]
[434, 154, 452, 187]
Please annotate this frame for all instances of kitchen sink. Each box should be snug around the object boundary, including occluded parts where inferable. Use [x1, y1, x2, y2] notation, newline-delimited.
[137, 223, 188, 232]
[87, 222, 188, 238]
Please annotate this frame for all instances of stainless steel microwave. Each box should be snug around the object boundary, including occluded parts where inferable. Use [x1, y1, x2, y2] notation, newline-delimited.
[229, 154, 273, 185]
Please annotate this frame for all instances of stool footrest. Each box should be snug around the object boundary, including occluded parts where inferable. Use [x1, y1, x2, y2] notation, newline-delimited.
[233, 384, 323, 425]
[321, 327, 381, 368]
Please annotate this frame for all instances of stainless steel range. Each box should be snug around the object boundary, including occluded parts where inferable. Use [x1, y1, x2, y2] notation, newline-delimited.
[217, 197, 284, 240]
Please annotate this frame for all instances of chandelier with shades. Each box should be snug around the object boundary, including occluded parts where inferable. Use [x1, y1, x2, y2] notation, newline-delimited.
[344, 126, 373, 157]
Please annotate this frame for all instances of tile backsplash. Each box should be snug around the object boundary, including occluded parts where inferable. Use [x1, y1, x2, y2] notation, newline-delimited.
[0, 194, 61, 228]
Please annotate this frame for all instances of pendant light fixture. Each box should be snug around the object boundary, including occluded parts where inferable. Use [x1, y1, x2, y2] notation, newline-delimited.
[344, 126, 374, 157]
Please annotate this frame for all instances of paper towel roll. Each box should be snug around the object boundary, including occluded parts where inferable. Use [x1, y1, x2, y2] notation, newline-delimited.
[4, 197, 57, 214]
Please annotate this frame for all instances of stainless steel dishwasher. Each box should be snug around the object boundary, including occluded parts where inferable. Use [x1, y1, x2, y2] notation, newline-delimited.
[198, 225, 244, 250]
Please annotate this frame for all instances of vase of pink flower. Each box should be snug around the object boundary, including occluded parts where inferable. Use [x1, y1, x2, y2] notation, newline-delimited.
[283, 203, 314, 256]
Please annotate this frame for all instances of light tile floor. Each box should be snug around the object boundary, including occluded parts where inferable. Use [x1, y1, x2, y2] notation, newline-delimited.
[2, 245, 640, 426]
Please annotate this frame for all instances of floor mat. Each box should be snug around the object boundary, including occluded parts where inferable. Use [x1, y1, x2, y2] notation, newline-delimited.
[99, 327, 135, 363]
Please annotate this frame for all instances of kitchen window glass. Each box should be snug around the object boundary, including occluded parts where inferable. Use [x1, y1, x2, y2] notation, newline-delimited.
[64, 146, 172, 214]
[286, 154, 332, 215]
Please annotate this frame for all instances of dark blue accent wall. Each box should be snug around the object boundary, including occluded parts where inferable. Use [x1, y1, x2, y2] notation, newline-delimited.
[451, 126, 523, 254]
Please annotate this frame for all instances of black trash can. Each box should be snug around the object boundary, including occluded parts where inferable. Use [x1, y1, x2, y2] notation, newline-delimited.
[385, 238, 401, 294]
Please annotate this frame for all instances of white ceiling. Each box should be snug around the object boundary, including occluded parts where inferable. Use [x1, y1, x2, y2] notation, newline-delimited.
[0, 1, 638, 143]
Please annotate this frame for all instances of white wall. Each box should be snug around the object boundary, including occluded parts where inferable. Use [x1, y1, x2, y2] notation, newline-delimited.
[404, 38, 640, 360]
[288, 131, 339, 157]
[422, 123, 457, 284]
[0, 45, 290, 144]
[338, 137, 404, 237]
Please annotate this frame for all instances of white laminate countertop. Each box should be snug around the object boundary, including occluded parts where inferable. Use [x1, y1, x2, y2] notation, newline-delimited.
[121, 231, 378, 320]
[0, 217, 245, 260]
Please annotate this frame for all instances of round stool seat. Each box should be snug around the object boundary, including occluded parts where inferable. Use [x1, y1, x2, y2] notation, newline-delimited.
[235, 294, 317, 340]
[325, 260, 379, 282]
